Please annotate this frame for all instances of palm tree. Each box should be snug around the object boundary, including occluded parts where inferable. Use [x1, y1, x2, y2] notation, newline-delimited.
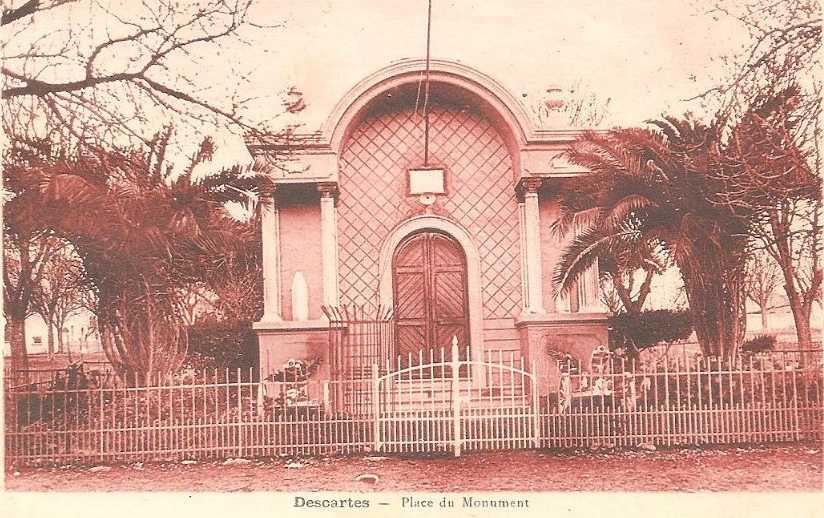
[552, 219, 664, 316]
[555, 118, 751, 360]
[10, 128, 273, 384]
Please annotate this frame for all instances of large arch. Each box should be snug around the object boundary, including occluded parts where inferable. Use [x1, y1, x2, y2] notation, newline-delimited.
[321, 59, 535, 161]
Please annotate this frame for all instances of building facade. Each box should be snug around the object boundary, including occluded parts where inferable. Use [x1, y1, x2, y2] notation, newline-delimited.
[250, 59, 608, 391]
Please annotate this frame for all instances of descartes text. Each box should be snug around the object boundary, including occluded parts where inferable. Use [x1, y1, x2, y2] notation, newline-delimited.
[293, 497, 369, 508]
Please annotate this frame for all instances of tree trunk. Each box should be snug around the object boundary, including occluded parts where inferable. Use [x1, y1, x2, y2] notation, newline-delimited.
[774, 248, 815, 358]
[769, 207, 819, 357]
[680, 247, 747, 362]
[98, 292, 189, 386]
[55, 322, 65, 354]
[760, 301, 769, 330]
[787, 295, 813, 350]
[794, 312, 813, 369]
[6, 315, 29, 385]
[46, 321, 55, 357]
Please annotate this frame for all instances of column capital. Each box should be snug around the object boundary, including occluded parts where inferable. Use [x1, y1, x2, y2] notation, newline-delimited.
[316, 181, 339, 199]
[260, 186, 280, 208]
[515, 177, 544, 200]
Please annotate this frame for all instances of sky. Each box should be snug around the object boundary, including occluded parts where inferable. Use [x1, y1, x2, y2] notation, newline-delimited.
[238, 0, 746, 166]
[253, 0, 744, 131]
[2, 0, 749, 167]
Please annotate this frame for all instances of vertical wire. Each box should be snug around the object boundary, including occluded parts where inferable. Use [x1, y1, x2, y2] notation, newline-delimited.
[423, 0, 432, 166]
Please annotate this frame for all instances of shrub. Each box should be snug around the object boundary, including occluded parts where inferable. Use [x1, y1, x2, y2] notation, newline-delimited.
[264, 358, 322, 382]
[185, 318, 257, 370]
[742, 334, 777, 353]
[609, 309, 693, 354]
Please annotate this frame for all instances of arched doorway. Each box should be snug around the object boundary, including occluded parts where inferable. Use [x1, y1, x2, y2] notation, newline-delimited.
[392, 230, 470, 371]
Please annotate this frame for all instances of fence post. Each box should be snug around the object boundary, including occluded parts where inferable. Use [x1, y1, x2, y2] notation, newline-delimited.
[791, 365, 800, 441]
[531, 360, 540, 448]
[98, 384, 105, 460]
[236, 368, 243, 458]
[256, 382, 265, 416]
[322, 381, 331, 415]
[371, 363, 381, 453]
[451, 336, 462, 457]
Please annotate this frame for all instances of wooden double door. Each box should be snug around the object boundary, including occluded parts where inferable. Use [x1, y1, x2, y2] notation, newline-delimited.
[392, 231, 470, 370]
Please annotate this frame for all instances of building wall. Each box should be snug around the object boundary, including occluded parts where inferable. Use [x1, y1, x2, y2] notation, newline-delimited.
[482, 318, 521, 360]
[336, 100, 523, 322]
[278, 198, 324, 321]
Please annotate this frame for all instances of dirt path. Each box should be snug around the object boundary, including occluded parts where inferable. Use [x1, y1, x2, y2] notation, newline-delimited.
[5, 443, 822, 492]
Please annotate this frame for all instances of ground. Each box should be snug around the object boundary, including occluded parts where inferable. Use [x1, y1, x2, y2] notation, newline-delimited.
[5, 443, 822, 492]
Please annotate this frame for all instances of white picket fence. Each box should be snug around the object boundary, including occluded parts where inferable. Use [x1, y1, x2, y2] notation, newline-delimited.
[4, 347, 822, 465]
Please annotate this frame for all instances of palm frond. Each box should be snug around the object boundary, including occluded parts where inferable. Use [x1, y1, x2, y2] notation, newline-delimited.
[602, 194, 655, 231]
[553, 225, 642, 299]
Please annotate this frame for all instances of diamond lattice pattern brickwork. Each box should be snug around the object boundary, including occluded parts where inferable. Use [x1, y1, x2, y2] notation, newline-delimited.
[338, 103, 522, 319]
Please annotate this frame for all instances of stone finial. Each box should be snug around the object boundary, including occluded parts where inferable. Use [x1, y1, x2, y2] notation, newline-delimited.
[541, 84, 568, 127]
[543, 85, 565, 111]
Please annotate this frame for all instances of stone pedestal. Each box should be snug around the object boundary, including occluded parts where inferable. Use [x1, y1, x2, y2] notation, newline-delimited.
[516, 312, 609, 395]
[254, 320, 331, 403]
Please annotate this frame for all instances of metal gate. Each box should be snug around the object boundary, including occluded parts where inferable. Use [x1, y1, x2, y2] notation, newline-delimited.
[371, 339, 539, 456]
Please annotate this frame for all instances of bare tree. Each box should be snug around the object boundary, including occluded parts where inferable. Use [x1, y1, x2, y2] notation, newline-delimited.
[1, 0, 294, 150]
[690, 0, 820, 116]
[2, 0, 293, 380]
[4, 137, 79, 377]
[3, 230, 61, 378]
[30, 240, 89, 356]
[2, 1, 76, 26]
[694, 1, 823, 349]
[744, 253, 782, 329]
[713, 86, 821, 349]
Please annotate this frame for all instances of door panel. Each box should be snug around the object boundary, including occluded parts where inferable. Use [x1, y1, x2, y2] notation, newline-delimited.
[396, 324, 427, 359]
[392, 231, 470, 376]
[433, 270, 466, 319]
[394, 238, 425, 268]
[394, 272, 426, 319]
[431, 233, 463, 266]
